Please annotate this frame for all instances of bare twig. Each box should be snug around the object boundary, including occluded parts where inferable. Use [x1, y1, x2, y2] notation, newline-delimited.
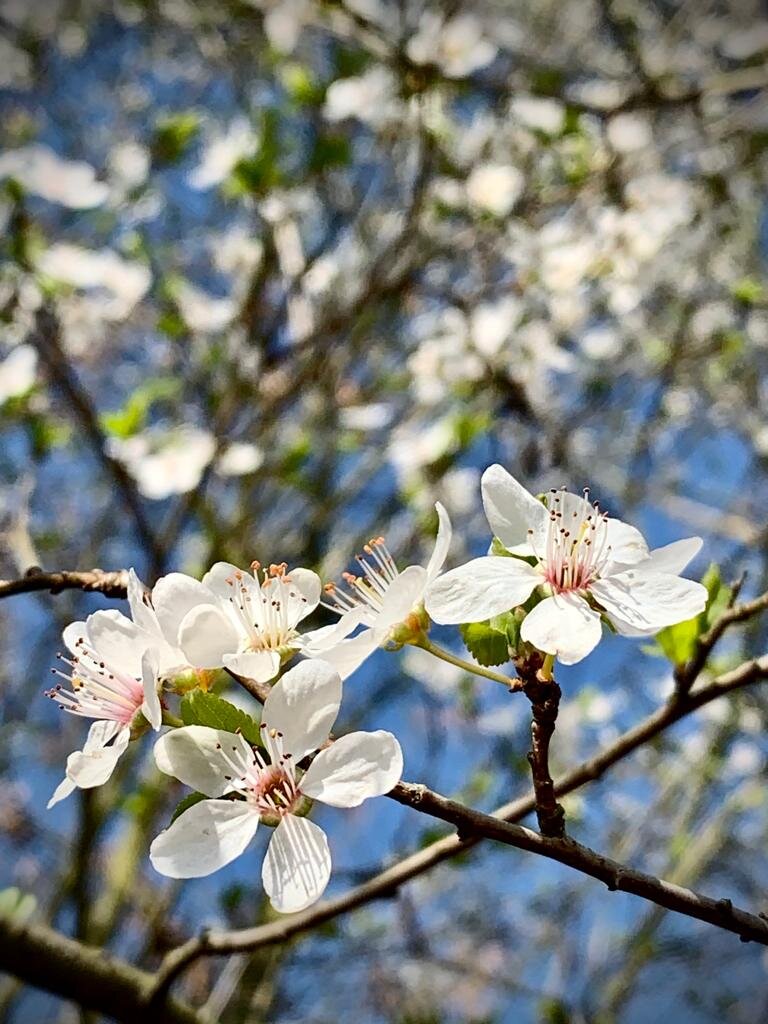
[387, 782, 768, 945]
[521, 665, 566, 838]
[0, 567, 130, 601]
[151, 654, 768, 992]
[31, 305, 165, 576]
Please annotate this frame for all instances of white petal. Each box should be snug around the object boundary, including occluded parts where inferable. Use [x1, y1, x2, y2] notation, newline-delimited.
[305, 629, 381, 680]
[377, 565, 428, 629]
[603, 518, 650, 568]
[81, 718, 123, 753]
[150, 798, 258, 878]
[62, 620, 87, 654]
[285, 567, 322, 624]
[638, 537, 702, 576]
[154, 725, 253, 796]
[520, 593, 603, 664]
[425, 502, 453, 583]
[47, 776, 76, 809]
[425, 556, 539, 624]
[223, 650, 281, 682]
[201, 561, 248, 600]
[140, 649, 162, 730]
[152, 573, 217, 645]
[300, 730, 403, 807]
[481, 464, 547, 548]
[263, 660, 342, 760]
[127, 567, 160, 635]
[178, 603, 240, 669]
[262, 814, 331, 913]
[85, 609, 148, 676]
[303, 608, 369, 651]
[590, 571, 708, 636]
[66, 725, 131, 789]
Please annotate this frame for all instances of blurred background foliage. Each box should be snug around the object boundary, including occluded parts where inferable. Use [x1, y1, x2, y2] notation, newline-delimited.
[1, 0, 768, 1021]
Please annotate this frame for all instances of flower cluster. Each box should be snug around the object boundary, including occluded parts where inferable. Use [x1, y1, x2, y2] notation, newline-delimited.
[45, 466, 706, 912]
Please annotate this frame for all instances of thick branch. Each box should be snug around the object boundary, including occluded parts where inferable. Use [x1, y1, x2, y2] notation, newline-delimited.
[522, 671, 566, 838]
[0, 567, 129, 601]
[0, 915, 206, 1024]
[388, 782, 768, 945]
[154, 654, 768, 986]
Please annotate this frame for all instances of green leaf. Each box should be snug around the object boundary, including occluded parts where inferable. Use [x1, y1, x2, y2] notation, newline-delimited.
[180, 690, 261, 745]
[654, 563, 732, 666]
[0, 887, 36, 923]
[460, 620, 510, 667]
[100, 377, 180, 439]
[151, 112, 200, 165]
[730, 276, 765, 305]
[170, 791, 206, 825]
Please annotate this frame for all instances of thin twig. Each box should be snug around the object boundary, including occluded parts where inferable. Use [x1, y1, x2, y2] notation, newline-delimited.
[0, 567, 130, 601]
[150, 654, 768, 991]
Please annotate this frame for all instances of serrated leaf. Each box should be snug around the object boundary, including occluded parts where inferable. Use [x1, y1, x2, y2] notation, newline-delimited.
[180, 690, 261, 745]
[460, 620, 510, 667]
[170, 791, 206, 825]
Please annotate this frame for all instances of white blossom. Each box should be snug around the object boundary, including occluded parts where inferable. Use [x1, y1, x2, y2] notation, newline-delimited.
[216, 441, 264, 476]
[323, 67, 401, 127]
[36, 244, 151, 321]
[0, 145, 109, 209]
[149, 660, 403, 912]
[425, 465, 707, 665]
[107, 426, 216, 500]
[0, 345, 37, 405]
[46, 615, 161, 807]
[406, 13, 497, 78]
[465, 163, 524, 218]
[304, 504, 451, 679]
[149, 560, 322, 683]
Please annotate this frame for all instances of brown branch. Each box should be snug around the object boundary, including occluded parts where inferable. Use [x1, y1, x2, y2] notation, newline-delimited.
[387, 782, 768, 945]
[521, 666, 566, 838]
[0, 567, 130, 601]
[31, 305, 166, 576]
[151, 654, 768, 992]
[0, 914, 206, 1024]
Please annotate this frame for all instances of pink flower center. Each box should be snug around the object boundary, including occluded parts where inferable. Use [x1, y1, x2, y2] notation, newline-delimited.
[217, 725, 300, 820]
[46, 637, 144, 725]
[530, 488, 611, 594]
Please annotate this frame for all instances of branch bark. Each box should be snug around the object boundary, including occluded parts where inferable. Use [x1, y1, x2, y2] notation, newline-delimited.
[0, 567, 129, 601]
[151, 653, 768, 988]
[0, 915, 206, 1024]
[387, 781, 768, 945]
[522, 669, 566, 838]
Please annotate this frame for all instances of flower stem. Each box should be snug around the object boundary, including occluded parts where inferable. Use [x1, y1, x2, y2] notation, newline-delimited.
[161, 711, 184, 728]
[415, 638, 522, 691]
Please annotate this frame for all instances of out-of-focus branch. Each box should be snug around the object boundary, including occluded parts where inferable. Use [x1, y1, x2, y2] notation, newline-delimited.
[0, 914, 206, 1024]
[0, 567, 129, 601]
[30, 305, 166, 576]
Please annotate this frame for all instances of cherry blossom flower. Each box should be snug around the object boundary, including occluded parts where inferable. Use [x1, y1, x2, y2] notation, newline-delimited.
[150, 561, 322, 683]
[304, 504, 452, 679]
[46, 617, 161, 808]
[149, 660, 402, 912]
[425, 465, 707, 665]
[106, 426, 216, 500]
